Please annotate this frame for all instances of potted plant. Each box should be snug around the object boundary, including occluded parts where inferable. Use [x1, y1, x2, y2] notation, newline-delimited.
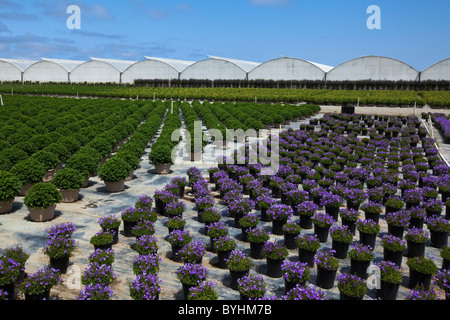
[24, 182, 62, 222]
[81, 262, 117, 286]
[339, 208, 359, 234]
[133, 253, 160, 276]
[360, 201, 383, 224]
[65, 152, 99, 187]
[98, 215, 121, 244]
[385, 196, 405, 214]
[90, 230, 114, 251]
[314, 249, 339, 289]
[0, 255, 22, 300]
[31, 150, 61, 182]
[129, 273, 162, 300]
[320, 192, 344, 221]
[89, 248, 115, 266]
[19, 268, 62, 300]
[177, 240, 206, 264]
[405, 227, 429, 257]
[228, 198, 255, 227]
[121, 207, 142, 237]
[312, 212, 334, 243]
[51, 168, 84, 203]
[296, 234, 321, 268]
[330, 224, 353, 259]
[206, 221, 229, 252]
[98, 157, 132, 192]
[76, 283, 114, 301]
[375, 260, 403, 300]
[381, 234, 407, 267]
[238, 212, 259, 242]
[247, 227, 270, 259]
[267, 204, 293, 235]
[256, 194, 276, 222]
[337, 273, 367, 300]
[423, 198, 444, 217]
[11, 158, 47, 196]
[0, 170, 21, 214]
[282, 220, 302, 249]
[177, 263, 208, 300]
[262, 241, 289, 278]
[409, 206, 427, 229]
[281, 261, 310, 293]
[283, 284, 328, 300]
[226, 250, 253, 290]
[213, 236, 237, 269]
[187, 280, 218, 300]
[43, 222, 77, 274]
[134, 195, 154, 213]
[348, 243, 375, 279]
[149, 144, 174, 174]
[343, 188, 367, 210]
[425, 216, 450, 248]
[164, 200, 186, 218]
[406, 256, 438, 290]
[167, 216, 186, 233]
[167, 229, 192, 261]
[195, 194, 215, 216]
[131, 219, 155, 239]
[356, 219, 380, 249]
[385, 210, 410, 239]
[2, 246, 29, 284]
[404, 286, 439, 300]
[237, 273, 266, 300]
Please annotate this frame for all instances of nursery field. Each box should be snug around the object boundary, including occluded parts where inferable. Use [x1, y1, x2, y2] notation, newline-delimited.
[1, 83, 450, 108]
[0, 94, 449, 304]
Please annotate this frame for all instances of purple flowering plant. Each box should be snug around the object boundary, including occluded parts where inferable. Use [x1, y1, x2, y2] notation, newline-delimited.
[320, 192, 344, 208]
[89, 230, 114, 247]
[375, 260, 403, 284]
[425, 215, 450, 232]
[313, 249, 339, 271]
[195, 194, 215, 210]
[77, 283, 114, 300]
[281, 261, 310, 283]
[81, 262, 117, 286]
[167, 229, 192, 247]
[296, 201, 319, 217]
[337, 273, 367, 298]
[177, 263, 208, 286]
[0, 256, 21, 286]
[262, 241, 289, 260]
[339, 208, 360, 222]
[348, 243, 374, 262]
[89, 248, 115, 265]
[134, 234, 158, 255]
[187, 280, 219, 301]
[226, 250, 253, 271]
[267, 204, 293, 221]
[206, 221, 229, 239]
[329, 224, 353, 243]
[98, 214, 121, 230]
[404, 287, 439, 300]
[433, 269, 450, 297]
[237, 273, 266, 299]
[134, 195, 154, 211]
[213, 235, 237, 252]
[405, 227, 429, 243]
[165, 200, 186, 216]
[381, 234, 407, 252]
[356, 219, 380, 235]
[19, 267, 62, 296]
[132, 219, 155, 238]
[283, 284, 328, 300]
[312, 212, 335, 228]
[129, 273, 162, 300]
[177, 240, 206, 263]
[385, 210, 410, 227]
[133, 253, 161, 275]
[247, 227, 270, 243]
[43, 223, 78, 259]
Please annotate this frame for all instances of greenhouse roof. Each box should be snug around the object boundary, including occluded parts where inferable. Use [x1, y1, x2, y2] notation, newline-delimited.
[207, 55, 261, 72]
[0, 58, 38, 72]
[90, 57, 138, 72]
[41, 58, 86, 72]
[144, 56, 196, 72]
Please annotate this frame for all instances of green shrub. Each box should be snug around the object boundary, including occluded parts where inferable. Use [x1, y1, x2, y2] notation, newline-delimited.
[10, 158, 47, 185]
[98, 157, 132, 183]
[51, 168, 84, 191]
[0, 170, 21, 202]
[24, 182, 62, 209]
[149, 144, 174, 165]
[65, 152, 99, 178]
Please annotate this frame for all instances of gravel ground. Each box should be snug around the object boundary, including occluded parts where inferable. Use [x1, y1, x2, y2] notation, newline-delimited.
[1, 104, 449, 301]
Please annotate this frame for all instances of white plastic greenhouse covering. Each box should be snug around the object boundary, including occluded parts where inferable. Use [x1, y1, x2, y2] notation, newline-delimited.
[0, 59, 36, 82]
[24, 61, 70, 83]
[421, 58, 450, 81]
[180, 56, 260, 81]
[248, 57, 332, 81]
[326, 56, 420, 82]
[121, 57, 195, 84]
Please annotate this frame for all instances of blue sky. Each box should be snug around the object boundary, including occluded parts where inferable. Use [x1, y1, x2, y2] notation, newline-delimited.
[0, 0, 449, 71]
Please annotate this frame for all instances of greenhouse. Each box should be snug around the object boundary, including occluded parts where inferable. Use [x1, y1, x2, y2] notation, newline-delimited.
[0, 58, 36, 82]
[70, 58, 137, 84]
[180, 55, 260, 81]
[248, 57, 332, 81]
[421, 58, 450, 81]
[23, 58, 85, 83]
[326, 56, 420, 82]
[121, 57, 195, 84]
